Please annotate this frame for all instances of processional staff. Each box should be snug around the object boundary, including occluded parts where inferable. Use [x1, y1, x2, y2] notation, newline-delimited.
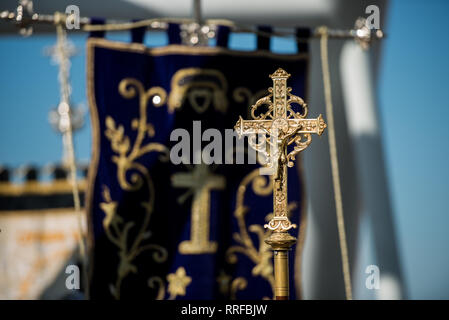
[234, 68, 327, 300]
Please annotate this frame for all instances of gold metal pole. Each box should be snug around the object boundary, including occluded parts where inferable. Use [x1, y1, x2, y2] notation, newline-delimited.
[267, 234, 296, 299]
[274, 250, 289, 299]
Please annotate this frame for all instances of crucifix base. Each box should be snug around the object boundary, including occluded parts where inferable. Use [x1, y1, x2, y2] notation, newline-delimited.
[265, 232, 297, 300]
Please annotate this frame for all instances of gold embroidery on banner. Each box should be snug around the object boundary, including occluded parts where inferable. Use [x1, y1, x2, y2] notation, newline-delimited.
[226, 168, 297, 299]
[232, 87, 268, 119]
[168, 68, 228, 113]
[147, 276, 166, 300]
[216, 270, 232, 296]
[101, 78, 169, 299]
[86, 39, 310, 299]
[100, 186, 167, 299]
[171, 164, 225, 254]
[230, 277, 247, 300]
[167, 267, 192, 300]
[226, 169, 274, 296]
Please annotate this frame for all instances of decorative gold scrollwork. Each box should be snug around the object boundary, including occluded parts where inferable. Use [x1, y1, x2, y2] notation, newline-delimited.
[233, 87, 268, 119]
[101, 78, 169, 299]
[230, 277, 248, 300]
[216, 270, 232, 296]
[226, 169, 275, 297]
[147, 276, 166, 300]
[168, 68, 228, 113]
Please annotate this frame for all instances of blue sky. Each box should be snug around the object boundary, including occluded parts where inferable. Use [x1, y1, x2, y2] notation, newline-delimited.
[378, 0, 449, 298]
[0, 0, 448, 298]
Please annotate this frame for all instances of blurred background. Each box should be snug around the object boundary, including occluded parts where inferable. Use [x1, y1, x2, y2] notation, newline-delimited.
[0, 0, 448, 299]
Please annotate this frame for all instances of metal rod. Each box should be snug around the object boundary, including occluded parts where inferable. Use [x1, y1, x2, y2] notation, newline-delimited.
[0, 9, 384, 43]
[273, 250, 290, 300]
[193, 0, 202, 25]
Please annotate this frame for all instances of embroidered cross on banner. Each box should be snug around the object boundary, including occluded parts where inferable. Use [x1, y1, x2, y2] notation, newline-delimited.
[171, 164, 226, 255]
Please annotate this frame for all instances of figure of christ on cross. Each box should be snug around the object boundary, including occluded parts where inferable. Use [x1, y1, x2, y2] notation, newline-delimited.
[234, 68, 326, 299]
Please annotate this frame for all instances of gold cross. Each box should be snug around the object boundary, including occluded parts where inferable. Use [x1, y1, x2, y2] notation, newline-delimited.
[171, 164, 226, 254]
[234, 68, 326, 299]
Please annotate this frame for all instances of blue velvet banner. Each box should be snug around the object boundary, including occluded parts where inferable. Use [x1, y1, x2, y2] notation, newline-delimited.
[86, 30, 309, 300]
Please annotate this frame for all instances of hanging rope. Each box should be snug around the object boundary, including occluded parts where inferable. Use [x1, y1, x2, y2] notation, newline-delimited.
[317, 25, 353, 300]
[54, 12, 89, 299]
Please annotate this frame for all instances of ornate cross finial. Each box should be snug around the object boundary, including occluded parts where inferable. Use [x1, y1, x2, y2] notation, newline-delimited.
[234, 68, 326, 299]
[270, 68, 290, 79]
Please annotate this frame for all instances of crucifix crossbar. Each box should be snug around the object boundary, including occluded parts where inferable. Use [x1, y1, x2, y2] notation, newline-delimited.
[235, 68, 326, 172]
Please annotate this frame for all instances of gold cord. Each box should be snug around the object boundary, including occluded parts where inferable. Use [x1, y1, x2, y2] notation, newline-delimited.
[317, 26, 353, 300]
[55, 18, 89, 298]
[82, 17, 305, 43]
[82, 17, 234, 32]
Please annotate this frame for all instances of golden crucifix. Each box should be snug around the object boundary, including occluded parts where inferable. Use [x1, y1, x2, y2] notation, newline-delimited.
[234, 68, 326, 300]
